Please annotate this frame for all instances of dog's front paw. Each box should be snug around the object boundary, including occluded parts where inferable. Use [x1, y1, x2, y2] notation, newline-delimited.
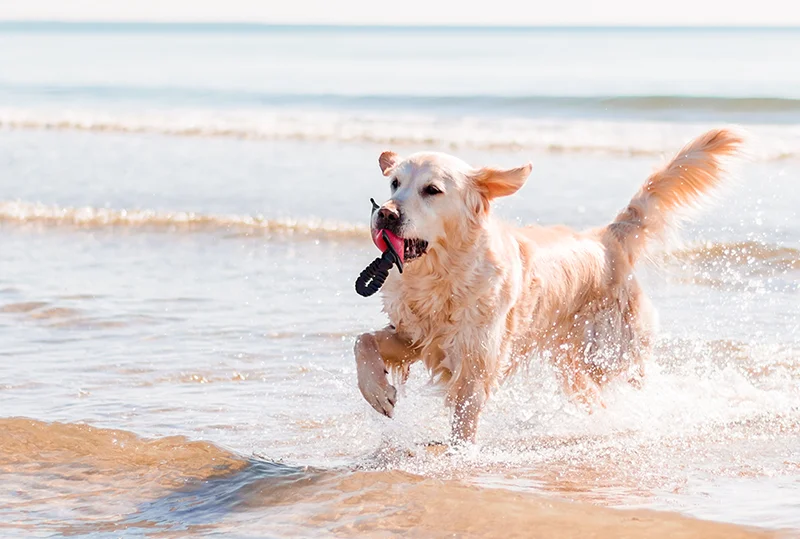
[357, 360, 397, 418]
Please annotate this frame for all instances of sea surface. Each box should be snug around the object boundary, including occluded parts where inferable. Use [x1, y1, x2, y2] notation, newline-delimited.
[0, 23, 799, 538]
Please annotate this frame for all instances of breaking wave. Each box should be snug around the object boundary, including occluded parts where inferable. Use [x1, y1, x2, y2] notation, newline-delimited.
[7, 82, 800, 117]
[672, 240, 800, 272]
[3, 199, 798, 268]
[3, 107, 800, 160]
[3, 201, 798, 286]
[0, 200, 368, 239]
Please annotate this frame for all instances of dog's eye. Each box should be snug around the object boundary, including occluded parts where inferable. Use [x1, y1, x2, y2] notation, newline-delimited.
[391, 178, 399, 190]
[423, 185, 443, 196]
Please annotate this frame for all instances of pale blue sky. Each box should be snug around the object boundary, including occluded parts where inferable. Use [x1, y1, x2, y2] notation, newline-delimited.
[1, 0, 799, 25]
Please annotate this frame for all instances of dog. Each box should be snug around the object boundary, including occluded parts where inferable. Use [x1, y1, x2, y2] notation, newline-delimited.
[354, 128, 742, 444]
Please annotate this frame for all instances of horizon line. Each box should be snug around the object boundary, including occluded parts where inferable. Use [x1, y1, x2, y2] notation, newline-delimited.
[2, 20, 800, 31]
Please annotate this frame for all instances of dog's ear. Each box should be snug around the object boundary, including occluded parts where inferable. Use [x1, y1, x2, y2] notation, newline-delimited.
[472, 163, 532, 199]
[379, 151, 399, 177]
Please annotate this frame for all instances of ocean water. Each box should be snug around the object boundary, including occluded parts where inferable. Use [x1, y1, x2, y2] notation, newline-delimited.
[0, 23, 799, 537]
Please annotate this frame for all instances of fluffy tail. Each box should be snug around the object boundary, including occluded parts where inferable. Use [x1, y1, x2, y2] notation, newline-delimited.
[608, 128, 743, 264]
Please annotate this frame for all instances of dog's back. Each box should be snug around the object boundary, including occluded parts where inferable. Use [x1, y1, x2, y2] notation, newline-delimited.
[506, 129, 743, 402]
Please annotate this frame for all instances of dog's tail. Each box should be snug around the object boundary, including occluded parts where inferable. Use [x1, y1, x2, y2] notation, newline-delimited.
[607, 128, 743, 264]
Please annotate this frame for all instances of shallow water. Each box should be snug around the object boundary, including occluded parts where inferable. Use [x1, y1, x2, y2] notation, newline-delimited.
[1, 24, 799, 537]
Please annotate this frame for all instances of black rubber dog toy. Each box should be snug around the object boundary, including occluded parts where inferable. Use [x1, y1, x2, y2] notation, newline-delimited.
[355, 199, 403, 297]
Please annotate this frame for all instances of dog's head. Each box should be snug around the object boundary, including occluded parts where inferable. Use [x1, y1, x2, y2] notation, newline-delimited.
[373, 151, 532, 263]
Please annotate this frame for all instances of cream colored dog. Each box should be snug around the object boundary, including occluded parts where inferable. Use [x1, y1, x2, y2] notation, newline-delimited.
[355, 129, 742, 443]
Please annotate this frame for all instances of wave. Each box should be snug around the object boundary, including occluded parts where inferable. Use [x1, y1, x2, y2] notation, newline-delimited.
[0, 417, 769, 538]
[0, 201, 368, 239]
[3, 107, 800, 160]
[671, 241, 800, 272]
[589, 95, 800, 114]
[650, 241, 800, 290]
[6, 83, 800, 118]
[3, 201, 798, 279]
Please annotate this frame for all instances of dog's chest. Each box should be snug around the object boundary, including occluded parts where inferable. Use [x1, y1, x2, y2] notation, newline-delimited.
[384, 282, 454, 344]
[382, 269, 495, 350]
[385, 266, 483, 348]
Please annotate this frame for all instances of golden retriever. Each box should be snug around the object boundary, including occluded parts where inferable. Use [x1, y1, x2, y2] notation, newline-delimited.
[354, 128, 742, 444]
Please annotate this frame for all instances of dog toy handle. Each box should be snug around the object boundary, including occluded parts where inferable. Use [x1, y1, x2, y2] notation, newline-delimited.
[355, 251, 395, 297]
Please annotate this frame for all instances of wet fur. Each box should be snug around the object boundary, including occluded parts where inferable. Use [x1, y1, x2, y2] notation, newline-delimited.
[355, 128, 743, 443]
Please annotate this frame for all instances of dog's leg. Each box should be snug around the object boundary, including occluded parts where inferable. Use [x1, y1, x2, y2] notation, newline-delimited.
[557, 352, 606, 412]
[627, 337, 651, 390]
[354, 327, 418, 418]
[625, 289, 655, 390]
[450, 379, 486, 444]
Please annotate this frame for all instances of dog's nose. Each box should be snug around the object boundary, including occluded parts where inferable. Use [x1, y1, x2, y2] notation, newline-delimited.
[377, 206, 400, 222]
[375, 205, 401, 229]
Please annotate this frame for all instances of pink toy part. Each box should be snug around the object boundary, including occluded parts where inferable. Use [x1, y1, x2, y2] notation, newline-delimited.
[371, 228, 404, 264]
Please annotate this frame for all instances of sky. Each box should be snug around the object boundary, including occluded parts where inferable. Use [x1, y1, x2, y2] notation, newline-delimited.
[1, 0, 799, 26]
